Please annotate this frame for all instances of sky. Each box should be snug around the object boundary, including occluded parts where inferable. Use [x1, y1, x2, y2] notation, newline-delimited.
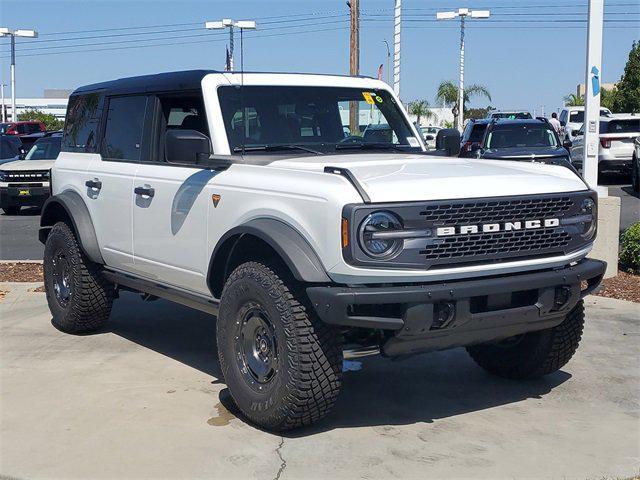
[0, 0, 638, 113]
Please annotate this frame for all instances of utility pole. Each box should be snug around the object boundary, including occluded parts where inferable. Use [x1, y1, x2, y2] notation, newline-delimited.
[0, 28, 38, 122]
[393, 0, 401, 97]
[1, 83, 6, 122]
[583, 0, 604, 189]
[349, 0, 360, 134]
[436, 9, 489, 131]
[205, 19, 256, 72]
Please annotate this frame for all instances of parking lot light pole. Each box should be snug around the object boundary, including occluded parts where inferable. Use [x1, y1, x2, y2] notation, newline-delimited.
[0, 28, 38, 122]
[205, 19, 256, 72]
[1, 83, 6, 122]
[436, 9, 489, 131]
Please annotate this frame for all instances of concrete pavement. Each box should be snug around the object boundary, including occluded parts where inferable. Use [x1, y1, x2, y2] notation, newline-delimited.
[1, 285, 638, 479]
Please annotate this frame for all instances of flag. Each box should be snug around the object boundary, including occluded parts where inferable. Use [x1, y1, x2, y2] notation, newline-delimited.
[225, 46, 231, 72]
[377, 64, 384, 80]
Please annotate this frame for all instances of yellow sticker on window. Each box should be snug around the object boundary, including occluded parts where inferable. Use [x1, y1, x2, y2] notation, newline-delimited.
[362, 92, 375, 105]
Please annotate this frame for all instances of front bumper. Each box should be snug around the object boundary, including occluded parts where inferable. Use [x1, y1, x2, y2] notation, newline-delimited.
[0, 185, 50, 207]
[307, 258, 605, 356]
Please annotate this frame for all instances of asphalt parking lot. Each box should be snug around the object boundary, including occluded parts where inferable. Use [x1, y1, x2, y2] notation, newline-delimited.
[0, 285, 638, 479]
[0, 182, 637, 261]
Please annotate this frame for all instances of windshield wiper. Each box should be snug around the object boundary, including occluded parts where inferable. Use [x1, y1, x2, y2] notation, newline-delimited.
[334, 142, 413, 151]
[233, 144, 323, 155]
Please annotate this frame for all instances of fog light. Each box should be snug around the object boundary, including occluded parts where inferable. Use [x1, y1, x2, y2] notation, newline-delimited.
[431, 301, 456, 330]
[553, 286, 572, 310]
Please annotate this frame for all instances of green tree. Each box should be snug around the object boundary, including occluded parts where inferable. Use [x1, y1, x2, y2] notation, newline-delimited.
[407, 99, 434, 125]
[436, 80, 492, 125]
[17, 109, 64, 131]
[563, 93, 584, 107]
[612, 41, 640, 113]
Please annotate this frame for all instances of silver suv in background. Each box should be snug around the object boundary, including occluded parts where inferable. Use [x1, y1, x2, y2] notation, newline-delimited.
[559, 106, 612, 142]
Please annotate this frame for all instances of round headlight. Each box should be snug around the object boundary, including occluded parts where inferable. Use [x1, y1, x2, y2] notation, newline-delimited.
[580, 198, 597, 240]
[358, 211, 403, 259]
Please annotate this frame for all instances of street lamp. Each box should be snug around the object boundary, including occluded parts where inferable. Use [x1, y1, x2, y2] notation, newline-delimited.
[0, 28, 38, 121]
[436, 8, 489, 131]
[205, 19, 256, 72]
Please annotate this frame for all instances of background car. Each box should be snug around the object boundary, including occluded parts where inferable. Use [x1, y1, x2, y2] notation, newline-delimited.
[485, 110, 532, 120]
[558, 106, 612, 142]
[631, 136, 639, 193]
[0, 120, 46, 136]
[421, 125, 441, 149]
[569, 114, 640, 177]
[0, 135, 23, 165]
[473, 118, 572, 168]
[459, 118, 490, 157]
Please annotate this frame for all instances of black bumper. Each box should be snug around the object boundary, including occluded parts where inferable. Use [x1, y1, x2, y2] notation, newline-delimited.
[306, 259, 606, 356]
[0, 186, 50, 207]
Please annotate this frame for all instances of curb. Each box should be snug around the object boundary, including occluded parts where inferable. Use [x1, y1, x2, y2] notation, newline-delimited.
[0, 259, 43, 264]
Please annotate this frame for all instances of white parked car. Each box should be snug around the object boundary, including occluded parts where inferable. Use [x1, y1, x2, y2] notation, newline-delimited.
[39, 70, 605, 431]
[559, 106, 612, 142]
[569, 114, 640, 176]
[420, 125, 441, 149]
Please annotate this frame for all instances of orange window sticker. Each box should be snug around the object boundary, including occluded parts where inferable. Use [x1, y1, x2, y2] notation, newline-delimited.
[362, 92, 375, 105]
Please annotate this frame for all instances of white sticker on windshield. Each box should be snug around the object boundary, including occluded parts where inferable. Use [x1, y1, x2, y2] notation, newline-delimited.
[407, 136, 420, 147]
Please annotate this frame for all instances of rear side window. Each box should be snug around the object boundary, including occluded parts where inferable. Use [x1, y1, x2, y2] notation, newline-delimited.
[0, 138, 18, 159]
[601, 119, 640, 134]
[470, 124, 487, 142]
[101, 95, 148, 161]
[62, 92, 105, 153]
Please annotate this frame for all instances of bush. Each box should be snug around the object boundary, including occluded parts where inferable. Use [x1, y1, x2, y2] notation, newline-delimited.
[619, 222, 640, 274]
[17, 109, 64, 131]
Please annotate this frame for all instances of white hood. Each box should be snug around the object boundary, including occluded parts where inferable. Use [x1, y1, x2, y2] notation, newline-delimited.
[269, 154, 588, 202]
[0, 159, 55, 171]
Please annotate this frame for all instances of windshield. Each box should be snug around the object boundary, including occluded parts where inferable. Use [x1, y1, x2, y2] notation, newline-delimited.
[25, 137, 61, 160]
[486, 124, 558, 149]
[0, 123, 11, 134]
[491, 112, 532, 119]
[218, 86, 421, 154]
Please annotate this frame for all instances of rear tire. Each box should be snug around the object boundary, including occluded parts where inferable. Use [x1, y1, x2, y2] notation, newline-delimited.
[217, 261, 342, 431]
[43, 222, 114, 333]
[466, 301, 585, 379]
[2, 206, 20, 215]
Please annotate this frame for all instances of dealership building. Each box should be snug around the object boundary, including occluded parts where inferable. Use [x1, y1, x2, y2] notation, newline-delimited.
[1, 89, 71, 121]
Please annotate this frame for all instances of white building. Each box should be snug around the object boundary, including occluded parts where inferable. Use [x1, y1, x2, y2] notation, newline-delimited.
[406, 107, 454, 128]
[1, 96, 69, 121]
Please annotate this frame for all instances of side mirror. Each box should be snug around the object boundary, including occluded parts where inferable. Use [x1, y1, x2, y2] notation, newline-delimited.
[571, 129, 581, 137]
[165, 129, 211, 165]
[435, 128, 461, 157]
[425, 135, 435, 141]
[563, 139, 573, 150]
[470, 143, 481, 152]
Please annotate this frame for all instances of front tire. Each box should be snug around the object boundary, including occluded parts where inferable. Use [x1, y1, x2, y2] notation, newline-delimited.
[466, 301, 585, 379]
[217, 261, 342, 431]
[43, 222, 114, 333]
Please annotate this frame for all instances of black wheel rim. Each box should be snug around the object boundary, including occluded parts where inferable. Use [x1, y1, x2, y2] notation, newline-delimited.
[51, 250, 72, 307]
[235, 302, 279, 389]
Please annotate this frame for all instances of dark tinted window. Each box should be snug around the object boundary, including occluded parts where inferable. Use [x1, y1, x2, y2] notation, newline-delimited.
[0, 138, 19, 159]
[25, 137, 62, 160]
[0, 123, 11, 134]
[62, 92, 105, 153]
[600, 119, 640, 134]
[102, 95, 148, 161]
[487, 124, 558, 148]
[469, 123, 487, 142]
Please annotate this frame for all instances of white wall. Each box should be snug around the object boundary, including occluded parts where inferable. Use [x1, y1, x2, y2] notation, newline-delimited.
[406, 107, 454, 127]
[1, 98, 69, 120]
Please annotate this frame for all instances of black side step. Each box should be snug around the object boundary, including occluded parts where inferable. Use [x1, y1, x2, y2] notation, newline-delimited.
[103, 270, 219, 315]
[324, 166, 371, 203]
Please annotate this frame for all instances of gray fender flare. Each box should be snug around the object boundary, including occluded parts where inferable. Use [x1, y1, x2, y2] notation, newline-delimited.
[39, 191, 104, 264]
[208, 218, 331, 291]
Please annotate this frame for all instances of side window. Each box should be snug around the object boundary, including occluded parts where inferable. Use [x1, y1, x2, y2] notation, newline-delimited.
[559, 110, 567, 124]
[17, 124, 28, 134]
[62, 92, 105, 153]
[101, 95, 148, 162]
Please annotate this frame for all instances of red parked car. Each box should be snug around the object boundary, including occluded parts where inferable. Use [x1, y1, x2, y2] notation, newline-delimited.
[0, 121, 46, 136]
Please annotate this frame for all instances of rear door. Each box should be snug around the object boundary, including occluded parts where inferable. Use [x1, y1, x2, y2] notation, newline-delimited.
[602, 119, 640, 160]
[131, 93, 212, 294]
[84, 94, 150, 271]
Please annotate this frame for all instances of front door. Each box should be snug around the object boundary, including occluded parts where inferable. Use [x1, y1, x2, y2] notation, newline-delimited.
[131, 93, 212, 295]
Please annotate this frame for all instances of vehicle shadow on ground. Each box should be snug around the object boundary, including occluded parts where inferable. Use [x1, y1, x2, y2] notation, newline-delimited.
[101, 293, 571, 434]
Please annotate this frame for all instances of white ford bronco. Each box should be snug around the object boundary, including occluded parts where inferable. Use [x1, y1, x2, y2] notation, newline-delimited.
[40, 70, 605, 431]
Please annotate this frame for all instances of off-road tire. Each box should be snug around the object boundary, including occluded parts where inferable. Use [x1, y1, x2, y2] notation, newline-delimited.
[217, 261, 342, 431]
[43, 221, 114, 333]
[466, 301, 585, 379]
[2, 206, 20, 215]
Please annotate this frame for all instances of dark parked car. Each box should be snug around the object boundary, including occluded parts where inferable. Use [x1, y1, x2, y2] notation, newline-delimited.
[459, 118, 491, 157]
[473, 119, 572, 169]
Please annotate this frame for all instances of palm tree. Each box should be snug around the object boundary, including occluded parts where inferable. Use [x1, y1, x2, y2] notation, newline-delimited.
[436, 80, 492, 126]
[407, 100, 434, 125]
[563, 93, 584, 107]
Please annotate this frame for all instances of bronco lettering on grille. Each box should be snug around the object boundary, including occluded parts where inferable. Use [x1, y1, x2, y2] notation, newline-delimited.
[436, 218, 560, 237]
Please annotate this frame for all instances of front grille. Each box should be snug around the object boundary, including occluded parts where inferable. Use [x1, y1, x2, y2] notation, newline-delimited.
[421, 228, 571, 261]
[3, 171, 49, 183]
[343, 191, 594, 270]
[419, 196, 574, 226]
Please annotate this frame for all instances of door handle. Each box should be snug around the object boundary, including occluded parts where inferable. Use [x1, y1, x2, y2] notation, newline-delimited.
[85, 178, 102, 190]
[134, 186, 155, 198]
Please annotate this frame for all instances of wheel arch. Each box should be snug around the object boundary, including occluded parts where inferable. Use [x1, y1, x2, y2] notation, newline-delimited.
[207, 218, 331, 298]
[39, 191, 104, 264]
